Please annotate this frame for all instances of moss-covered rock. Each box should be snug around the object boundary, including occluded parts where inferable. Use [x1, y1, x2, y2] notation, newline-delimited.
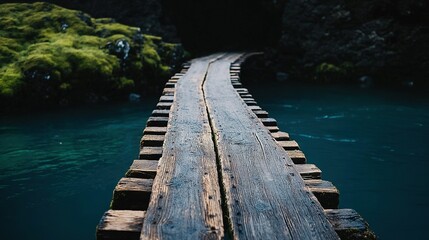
[0, 2, 186, 109]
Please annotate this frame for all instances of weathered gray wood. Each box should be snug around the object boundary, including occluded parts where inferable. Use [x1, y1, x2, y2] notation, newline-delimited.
[285, 150, 307, 164]
[240, 94, 252, 98]
[97, 210, 145, 240]
[305, 180, 340, 209]
[151, 109, 170, 117]
[295, 164, 322, 179]
[235, 88, 248, 93]
[159, 95, 174, 102]
[277, 140, 300, 150]
[325, 209, 376, 240]
[111, 178, 153, 210]
[244, 100, 258, 106]
[253, 110, 269, 118]
[140, 135, 165, 147]
[266, 126, 280, 132]
[141, 54, 226, 239]
[164, 82, 176, 88]
[260, 118, 277, 126]
[232, 83, 243, 88]
[155, 102, 172, 110]
[126, 160, 158, 179]
[248, 105, 262, 111]
[162, 88, 175, 95]
[271, 131, 290, 141]
[146, 117, 168, 127]
[204, 57, 338, 239]
[143, 127, 167, 135]
[139, 147, 162, 160]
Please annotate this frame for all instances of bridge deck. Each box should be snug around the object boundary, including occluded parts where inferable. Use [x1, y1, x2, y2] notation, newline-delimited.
[97, 53, 376, 240]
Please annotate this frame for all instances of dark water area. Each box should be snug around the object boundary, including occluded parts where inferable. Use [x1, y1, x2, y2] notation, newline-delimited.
[0, 99, 156, 240]
[0, 82, 428, 239]
[246, 81, 429, 239]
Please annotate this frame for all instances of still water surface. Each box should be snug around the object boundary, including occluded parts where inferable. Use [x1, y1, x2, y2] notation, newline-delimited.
[0, 99, 156, 240]
[0, 82, 428, 239]
[247, 81, 429, 240]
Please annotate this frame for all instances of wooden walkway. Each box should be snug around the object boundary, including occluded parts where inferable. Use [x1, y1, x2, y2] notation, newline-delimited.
[97, 53, 376, 240]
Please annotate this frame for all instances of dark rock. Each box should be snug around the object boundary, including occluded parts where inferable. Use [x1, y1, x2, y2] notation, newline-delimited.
[272, 0, 429, 86]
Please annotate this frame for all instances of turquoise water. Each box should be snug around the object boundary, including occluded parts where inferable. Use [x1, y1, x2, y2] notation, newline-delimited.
[247, 81, 429, 240]
[0, 82, 428, 239]
[0, 100, 156, 240]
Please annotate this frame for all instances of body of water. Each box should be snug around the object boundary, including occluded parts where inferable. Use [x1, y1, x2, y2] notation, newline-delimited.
[247, 81, 429, 239]
[0, 100, 156, 240]
[0, 81, 428, 239]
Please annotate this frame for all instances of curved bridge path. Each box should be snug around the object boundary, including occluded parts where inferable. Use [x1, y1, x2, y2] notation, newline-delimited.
[97, 53, 375, 240]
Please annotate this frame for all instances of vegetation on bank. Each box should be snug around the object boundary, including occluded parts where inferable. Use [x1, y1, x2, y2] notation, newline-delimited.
[0, 2, 187, 109]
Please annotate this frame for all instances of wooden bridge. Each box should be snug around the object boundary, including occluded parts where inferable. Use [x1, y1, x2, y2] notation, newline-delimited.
[96, 53, 375, 240]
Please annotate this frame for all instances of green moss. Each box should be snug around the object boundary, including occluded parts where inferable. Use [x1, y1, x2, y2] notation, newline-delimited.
[315, 62, 355, 81]
[0, 66, 22, 97]
[0, 2, 186, 107]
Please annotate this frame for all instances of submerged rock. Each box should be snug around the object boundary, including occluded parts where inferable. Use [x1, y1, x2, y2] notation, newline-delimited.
[128, 93, 141, 102]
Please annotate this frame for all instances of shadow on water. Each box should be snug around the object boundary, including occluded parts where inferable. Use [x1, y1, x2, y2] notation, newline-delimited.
[0, 99, 156, 240]
[246, 80, 429, 239]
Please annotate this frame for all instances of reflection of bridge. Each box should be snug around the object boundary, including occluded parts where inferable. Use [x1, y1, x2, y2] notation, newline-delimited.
[96, 53, 375, 239]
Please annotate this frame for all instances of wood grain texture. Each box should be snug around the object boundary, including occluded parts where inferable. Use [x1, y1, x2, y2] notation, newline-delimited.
[325, 209, 376, 240]
[305, 180, 340, 209]
[285, 150, 307, 164]
[97, 210, 145, 240]
[143, 127, 167, 135]
[140, 135, 165, 147]
[295, 164, 322, 180]
[126, 160, 159, 179]
[111, 178, 153, 210]
[204, 56, 339, 239]
[141, 54, 225, 240]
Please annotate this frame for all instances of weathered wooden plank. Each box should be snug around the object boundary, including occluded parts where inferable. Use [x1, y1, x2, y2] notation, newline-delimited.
[240, 94, 252, 98]
[285, 150, 307, 164]
[141, 54, 226, 239]
[260, 118, 277, 126]
[162, 88, 175, 94]
[325, 209, 376, 240]
[126, 160, 158, 179]
[140, 135, 165, 147]
[151, 109, 170, 117]
[143, 127, 167, 135]
[232, 83, 243, 88]
[146, 117, 168, 127]
[204, 58, 338, 239]
[271, 131, 290, 141]
[266, 125, 280, 132]
[111, 178, 153, 210]
[139, 147, 162, 160]
[235, 88, 248, 93]
[248, 105, 262, 111]
[305, 180, 340, 209]
[253, 110, 269, 118]
[97, 210, 145, 240]
[277, 140, 300, 150]
[164, 82, 176, 88]
[155, 102, 172, 110]
[159, 95, 174, 102]
[244, 100, 258, 106]
[295, 164, 322, 179]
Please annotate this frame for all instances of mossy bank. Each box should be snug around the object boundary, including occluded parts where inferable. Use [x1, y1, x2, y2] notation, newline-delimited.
[0, 2, 187, 111]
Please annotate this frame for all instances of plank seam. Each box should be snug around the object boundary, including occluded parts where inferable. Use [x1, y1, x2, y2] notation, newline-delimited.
[201, 60, 234, 239]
